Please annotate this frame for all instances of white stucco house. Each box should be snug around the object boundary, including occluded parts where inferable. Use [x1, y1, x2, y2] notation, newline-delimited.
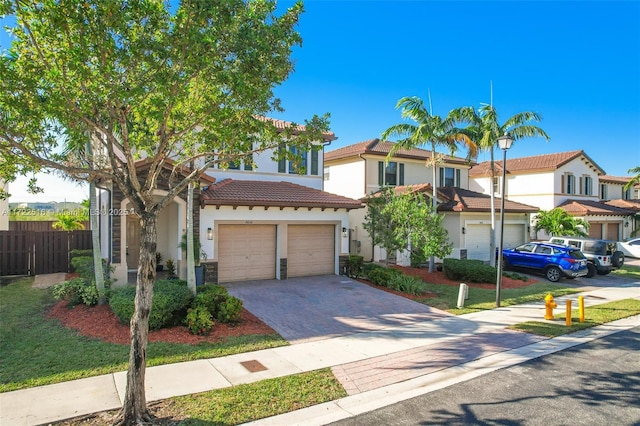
[97, 119, 363, 286]
[469, 150, 637, 241]
[324, 139, 538, 263]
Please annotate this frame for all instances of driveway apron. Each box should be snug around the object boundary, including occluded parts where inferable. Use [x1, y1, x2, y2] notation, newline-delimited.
[223, 275, 451, 343]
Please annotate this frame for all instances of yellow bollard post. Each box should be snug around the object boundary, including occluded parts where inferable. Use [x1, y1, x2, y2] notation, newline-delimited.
[579, 296, 585, 323]
[566, 299, 572, 327]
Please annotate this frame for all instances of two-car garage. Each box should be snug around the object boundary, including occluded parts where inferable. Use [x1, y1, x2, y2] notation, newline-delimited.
[216, 223, 336, 283]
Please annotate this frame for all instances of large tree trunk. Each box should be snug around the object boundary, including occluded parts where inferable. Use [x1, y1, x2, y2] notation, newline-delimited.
[186, 181, 196, 294]
[89, 179, 105, 304]
[116, 213, 157, 426]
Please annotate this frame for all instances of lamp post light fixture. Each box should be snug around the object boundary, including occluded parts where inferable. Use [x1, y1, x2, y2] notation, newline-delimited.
[495, 132, 514, 308]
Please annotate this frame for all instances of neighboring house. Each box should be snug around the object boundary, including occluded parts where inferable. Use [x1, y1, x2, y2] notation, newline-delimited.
[599, 175, 640, 201]
[324, 139, 536, 263]
[469, 150, 636, 241]
[0, 180, 8, 230]
[97, 119, 363, 286]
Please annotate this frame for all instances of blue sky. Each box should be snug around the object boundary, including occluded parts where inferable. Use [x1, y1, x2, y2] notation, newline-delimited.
[3, 0, 640, 202]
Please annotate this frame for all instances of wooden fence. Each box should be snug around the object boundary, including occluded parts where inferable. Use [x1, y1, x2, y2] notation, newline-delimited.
[9, 220, 91, 232]
[0, 230, 92, 276]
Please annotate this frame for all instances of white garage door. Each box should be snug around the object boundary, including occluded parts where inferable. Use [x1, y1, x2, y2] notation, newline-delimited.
[218, 225, 276, 282]
[287, 225, 335, 277]
[501, 224, 526, 249]
[465, 224, 491, 261]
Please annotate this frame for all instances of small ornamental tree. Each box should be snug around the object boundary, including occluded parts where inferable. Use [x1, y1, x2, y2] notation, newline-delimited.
[363, 187, 407, 265]
[533, 208, 589, 238]
[0, 1, 329, 424]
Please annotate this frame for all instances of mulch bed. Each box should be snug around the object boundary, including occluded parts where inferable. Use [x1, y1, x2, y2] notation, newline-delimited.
[393, 265, 537, 289]
[46, 302, 276, 345]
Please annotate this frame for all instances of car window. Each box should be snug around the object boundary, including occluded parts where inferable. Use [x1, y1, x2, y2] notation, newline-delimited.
[568, 241, 581, 248]
[568, 249, 586, 259]
[536, 246, 552, 255]
[631, 240, 640, 246]
[517, 243, 536, 253]
[584, 241, 605, 254]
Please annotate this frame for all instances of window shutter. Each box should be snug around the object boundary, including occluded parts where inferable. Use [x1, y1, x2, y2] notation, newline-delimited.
[399, 164, 405, 185]
[278, 145, 286, 173]
[311, 150, 319, 175]
[439, 167, 444, 187]
[561, 175, 565, 194]
[579, 177, 583, 194]
[456, 169, 461, 187]
[378, 161, 384, 186]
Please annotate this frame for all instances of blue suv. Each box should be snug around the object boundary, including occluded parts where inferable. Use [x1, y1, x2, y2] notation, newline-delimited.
[501, 242, 588, 282]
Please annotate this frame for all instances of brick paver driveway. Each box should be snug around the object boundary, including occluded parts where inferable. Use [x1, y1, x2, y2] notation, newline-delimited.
[224, 275, 450, 343]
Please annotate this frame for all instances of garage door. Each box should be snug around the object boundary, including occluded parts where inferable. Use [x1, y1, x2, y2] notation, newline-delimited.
[218, 225, 276, 282]
[501, 224, 526, 249]
[287, 225, 335, 277]
[465, 224, 491, 261]
[606, 222, 620, 241]
[588, 222, 603, 239]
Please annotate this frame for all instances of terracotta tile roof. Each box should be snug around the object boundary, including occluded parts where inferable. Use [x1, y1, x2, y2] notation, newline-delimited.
[557, 199, 635, 216]
[256, 116, 337, 141]
[599, 175, 639, 188]
[324, 139, 471, 165]
[134, 158, 216, 184]
[364, 184, 539, 213]
[603, 199, 640, 212]
[469, 150, 605, 177]
[200, 179, 363, 210]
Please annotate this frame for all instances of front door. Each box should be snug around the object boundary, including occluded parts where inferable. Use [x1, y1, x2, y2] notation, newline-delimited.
[126, 215, 141, 270]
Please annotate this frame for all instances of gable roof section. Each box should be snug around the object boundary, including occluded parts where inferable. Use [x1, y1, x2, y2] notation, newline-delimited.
[200, 179, 363, 210]
[134, 158, 216, 184]
[557, 199, 635, 216]
[364, 184, 538, 213]
[599, 175, 640, 188]
[256, 116, 337, 142]
[324, 139, 471, 165]
[469, 150, 605, 177]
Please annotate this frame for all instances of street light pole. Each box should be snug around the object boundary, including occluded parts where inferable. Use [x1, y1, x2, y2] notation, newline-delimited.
[495, 133, 514, 308]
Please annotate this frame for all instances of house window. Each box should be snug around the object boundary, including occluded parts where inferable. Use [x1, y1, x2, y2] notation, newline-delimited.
[311, 150, 319, 175]
[324, 166, 330, 181]
[584, 176, 592, 196]
[288, 146, 307, 174]
[493, 176, 499, 194]
[377, 161, 404, 186]
[624, 187, 632, 200]
[278, 144, 286, 173]
[600, 183, 608, 200]
[566, 174, 575, 194]
[228, 161, 240, 170]
[439, 167, 460, 187]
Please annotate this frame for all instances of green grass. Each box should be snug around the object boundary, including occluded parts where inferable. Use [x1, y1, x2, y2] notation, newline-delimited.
[413, 281, 580, 315]
[0, 278, 287, 392]
[611, 264, 640, 280]
[160, 368, 346, 425]
[508, 299, 640, 337]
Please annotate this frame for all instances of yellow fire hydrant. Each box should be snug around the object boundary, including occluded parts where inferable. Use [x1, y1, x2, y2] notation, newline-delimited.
[544, 293, 557, 320]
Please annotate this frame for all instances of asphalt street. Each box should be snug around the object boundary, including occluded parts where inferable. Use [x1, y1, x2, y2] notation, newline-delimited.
[330, 326, 640, 426]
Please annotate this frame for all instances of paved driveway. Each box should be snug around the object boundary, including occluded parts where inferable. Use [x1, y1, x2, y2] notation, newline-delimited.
[224, 275, 450, 344]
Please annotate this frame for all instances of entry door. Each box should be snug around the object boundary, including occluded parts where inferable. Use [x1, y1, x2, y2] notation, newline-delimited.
[126, 215, 141, 269]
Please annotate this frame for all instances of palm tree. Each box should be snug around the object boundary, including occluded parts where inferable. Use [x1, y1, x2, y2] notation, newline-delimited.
[533, 208, 589, 238]
[451, 103, 550, 265]
[381, 96, 474, 272]
[624, 166, 640, 192]
[52, 211, 86, 230]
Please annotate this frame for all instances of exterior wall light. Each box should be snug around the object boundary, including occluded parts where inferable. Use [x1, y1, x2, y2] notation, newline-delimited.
[207, 227, 213, 240]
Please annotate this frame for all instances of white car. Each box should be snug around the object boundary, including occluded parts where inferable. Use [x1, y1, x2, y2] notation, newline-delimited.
[618, 238, 640, 259]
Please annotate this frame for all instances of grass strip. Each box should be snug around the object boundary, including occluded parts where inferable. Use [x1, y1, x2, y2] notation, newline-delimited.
[162, 368, 347, 425]
[611, 264, 640, 280]
[413, 281, 580, 315]
[0, 278, 286, 392]
[508, 299, 640, 337]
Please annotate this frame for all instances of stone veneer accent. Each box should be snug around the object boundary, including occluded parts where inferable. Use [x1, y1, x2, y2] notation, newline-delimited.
[338, 255, 349, 275]
[279, 258, 287, 280]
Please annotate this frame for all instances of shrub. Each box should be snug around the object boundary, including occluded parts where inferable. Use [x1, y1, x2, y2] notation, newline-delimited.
[70, 256, 112, 286]
[217, 296, 243, 323]
[362, 262, 379, 278]
[52, 277, 101, 307]
[109, 279, 193, 330]
[388, 274, 426, 295]
[192, 285, 228, 318]
[185, 306, 214, 335]
[443, 258, 496, 284]
[70, 249, 94, 260]
[347, 255, 364, 278]
[367, 266, 403, 287]
[410, 249, 428, 268]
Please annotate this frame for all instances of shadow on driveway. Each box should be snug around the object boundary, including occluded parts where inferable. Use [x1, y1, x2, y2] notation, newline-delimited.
[223, 275, 454, 344]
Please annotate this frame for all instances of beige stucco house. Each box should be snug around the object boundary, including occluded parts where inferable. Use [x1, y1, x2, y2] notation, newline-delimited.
[469, 150, 637, 241]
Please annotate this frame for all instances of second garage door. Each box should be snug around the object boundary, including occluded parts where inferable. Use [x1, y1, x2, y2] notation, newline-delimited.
[218, 225, 276, 282]
[287, 225, 335, 277]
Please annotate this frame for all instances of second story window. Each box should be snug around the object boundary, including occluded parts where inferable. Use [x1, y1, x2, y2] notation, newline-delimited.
[439, 167, 461, 188]
[600, 183, 608, 199]
[624, 186, 632, 200]
[323, 166, 330, 181]
[564, 173, 575, 194]
[584, 176, 592, 195]
[493, 176, 499, 194]
[378, 161, 404, 186]
[288, 146, 307, 174]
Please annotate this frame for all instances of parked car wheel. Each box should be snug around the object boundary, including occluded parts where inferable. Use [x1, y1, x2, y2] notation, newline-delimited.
[586, 263, 597, 278]
[597, 269, 611, 275]
[502, 257, 509, 271]
[545, 266, 562, 282]
[611, 251, 625, 268]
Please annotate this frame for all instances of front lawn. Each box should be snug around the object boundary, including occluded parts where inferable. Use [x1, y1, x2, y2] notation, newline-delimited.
[611, 264, 640, 280]
[508, 299, 640, 337]
[0, 278, 287, 392]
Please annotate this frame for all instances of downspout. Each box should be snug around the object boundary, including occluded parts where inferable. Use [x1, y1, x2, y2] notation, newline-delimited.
[359, 153, 374, 262]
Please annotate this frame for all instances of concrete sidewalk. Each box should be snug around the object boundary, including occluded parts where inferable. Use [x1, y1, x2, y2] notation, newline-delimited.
[1, 284, 638, 425]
